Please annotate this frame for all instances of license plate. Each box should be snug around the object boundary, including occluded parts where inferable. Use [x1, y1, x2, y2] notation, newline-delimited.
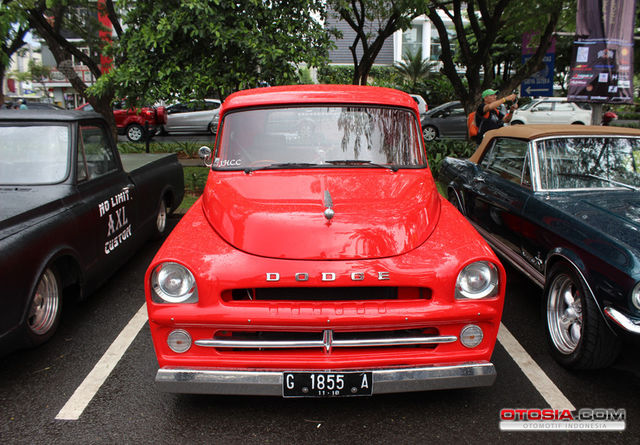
[283, 371, 373, 397]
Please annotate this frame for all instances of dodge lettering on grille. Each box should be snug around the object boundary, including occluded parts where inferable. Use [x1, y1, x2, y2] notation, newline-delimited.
[265, 272, 390, 282]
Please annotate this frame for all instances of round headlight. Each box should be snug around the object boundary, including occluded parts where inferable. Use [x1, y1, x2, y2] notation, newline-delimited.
[168, 329, 192, 353]
[456, 261, 499, 300]
[460, 324, 484, 348]
[632, 283, 640, 311]
[152, 262, 197, 303]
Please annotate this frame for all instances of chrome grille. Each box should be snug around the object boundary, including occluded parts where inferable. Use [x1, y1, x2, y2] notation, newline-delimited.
[194, 328, 456, 352]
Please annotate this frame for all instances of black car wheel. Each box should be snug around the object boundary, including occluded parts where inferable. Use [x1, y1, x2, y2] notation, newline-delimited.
[511, 120, 524, 125]
[422, 125, 438, 141]
[208, 122, 217, 135]
[126, 124, 144, 142]
[544, 263, 620, 369]
[25, 267, 62, 345]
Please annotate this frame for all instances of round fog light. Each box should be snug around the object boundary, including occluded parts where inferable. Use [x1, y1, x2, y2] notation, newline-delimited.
[460, 324, 483, 348]
[167, 329, 192, 353]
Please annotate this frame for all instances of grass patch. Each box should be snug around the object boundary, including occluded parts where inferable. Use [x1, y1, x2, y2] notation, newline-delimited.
[176, 166, 209, 213]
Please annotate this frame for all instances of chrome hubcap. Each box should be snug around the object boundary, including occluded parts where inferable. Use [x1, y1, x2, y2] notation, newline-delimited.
[28, 269, 59, 335]
[129, 127, 142, 141]
[157, 200, 167, 233]
[423, 127, 436, 141]
[547, 274, 583, 354]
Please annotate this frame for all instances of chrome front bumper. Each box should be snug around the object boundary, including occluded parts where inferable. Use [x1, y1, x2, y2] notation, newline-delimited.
[155, 362, 496, 396]
[604, 306, 640, 334]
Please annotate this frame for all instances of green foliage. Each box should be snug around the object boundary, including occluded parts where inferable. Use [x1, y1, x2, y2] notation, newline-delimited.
[96, 0, 334, 105]
[424, 139, 475, 177]
[297, 66, 314, 84]
[394, 48, 436, 91]
[118, 140, 203, 158]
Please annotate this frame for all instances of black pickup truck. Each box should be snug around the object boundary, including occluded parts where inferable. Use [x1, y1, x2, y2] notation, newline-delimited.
[0, 110, 184, 354]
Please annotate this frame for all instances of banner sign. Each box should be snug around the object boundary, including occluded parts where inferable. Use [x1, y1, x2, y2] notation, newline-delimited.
[521, 32, 556, 97]
[567, 0, 636, 103]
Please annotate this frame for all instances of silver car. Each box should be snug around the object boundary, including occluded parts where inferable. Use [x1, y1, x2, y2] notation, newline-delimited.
[162, 99, 221, 134]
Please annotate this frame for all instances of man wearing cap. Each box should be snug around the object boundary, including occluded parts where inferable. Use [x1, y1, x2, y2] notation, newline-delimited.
[475, 89, 518, 142]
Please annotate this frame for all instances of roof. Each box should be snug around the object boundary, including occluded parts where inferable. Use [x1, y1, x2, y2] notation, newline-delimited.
[221, 85, 419, 115]
[0, 109, 104, 122]
[469, 124, 640, 164]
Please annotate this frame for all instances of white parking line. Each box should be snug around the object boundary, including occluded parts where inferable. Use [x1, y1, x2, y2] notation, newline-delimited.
[56, 303, 148, 421]
[498, 322, 575, 411]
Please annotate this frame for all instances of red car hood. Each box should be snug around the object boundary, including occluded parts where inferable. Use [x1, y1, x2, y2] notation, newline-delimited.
[201, 169, 440, 260]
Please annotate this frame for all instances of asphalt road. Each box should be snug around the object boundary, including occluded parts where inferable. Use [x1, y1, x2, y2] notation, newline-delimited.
[1, 214, 638, 444]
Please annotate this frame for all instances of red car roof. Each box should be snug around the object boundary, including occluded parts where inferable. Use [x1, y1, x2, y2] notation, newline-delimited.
[221, 85, 419, 115]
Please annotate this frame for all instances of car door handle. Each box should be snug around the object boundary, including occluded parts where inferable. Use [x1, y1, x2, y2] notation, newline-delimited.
[473, 176, 486, 183]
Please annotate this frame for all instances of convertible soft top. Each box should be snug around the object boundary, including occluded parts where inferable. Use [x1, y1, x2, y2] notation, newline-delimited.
[469, 124, 640, 164]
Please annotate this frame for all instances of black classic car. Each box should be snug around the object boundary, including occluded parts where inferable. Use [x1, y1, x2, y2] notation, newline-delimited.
[0, 110, 184, 354]
[438, 125, 640, 369]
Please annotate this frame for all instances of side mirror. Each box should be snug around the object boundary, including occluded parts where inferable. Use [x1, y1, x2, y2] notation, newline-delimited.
[199, 146, 213, 167]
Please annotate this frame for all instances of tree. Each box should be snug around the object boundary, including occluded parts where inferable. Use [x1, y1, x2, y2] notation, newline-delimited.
[1, 1, 29, 105]
[328, 0, 425, 85]
[394, 48, 436, 92]
[427, 0, 569, 112]
[92, 0, 335, 106]
[22, 0, 119, 132]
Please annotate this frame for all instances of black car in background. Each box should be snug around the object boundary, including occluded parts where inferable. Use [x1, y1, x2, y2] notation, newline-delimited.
[420, 101, 467, 141]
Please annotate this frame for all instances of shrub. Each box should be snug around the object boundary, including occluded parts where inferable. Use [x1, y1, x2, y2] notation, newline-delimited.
[424, 139, 476, 177]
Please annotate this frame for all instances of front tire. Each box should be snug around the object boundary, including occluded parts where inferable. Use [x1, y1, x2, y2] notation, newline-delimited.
[25, 267, 62, 346]
[208, 122, 217, 135]
[126, 124, 144, 142]
[422, 125, 438, 141]
[544, 263, 620, 369]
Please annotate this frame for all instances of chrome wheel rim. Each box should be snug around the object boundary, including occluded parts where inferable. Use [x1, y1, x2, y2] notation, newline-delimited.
[423, 127, 436, 141]
[547, 273, 583, 354]
[156, 200, 167, 233]
[128, 126, 143, 141]
[28, 269, 59, 335]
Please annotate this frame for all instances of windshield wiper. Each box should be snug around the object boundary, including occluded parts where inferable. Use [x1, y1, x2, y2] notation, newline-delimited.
[243, 162, 320, 174]
[560, 173, 639, 190]
[324, 159, 398, 172]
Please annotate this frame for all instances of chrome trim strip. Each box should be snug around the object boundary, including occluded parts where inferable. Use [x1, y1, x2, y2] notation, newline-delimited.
[469, 221, 545, 287]
[604, 307, 640, 334]
[155, 362, 496, 395]
[194, 334, 458, 349]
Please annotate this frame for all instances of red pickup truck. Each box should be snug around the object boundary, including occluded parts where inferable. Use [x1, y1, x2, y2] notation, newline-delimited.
[77, 102, 167, 142]
[145, 85, 506, 398]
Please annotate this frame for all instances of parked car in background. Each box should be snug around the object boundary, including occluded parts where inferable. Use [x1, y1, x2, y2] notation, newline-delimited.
[77, 101, 168, 142]
[420, 101, 467, 141]
[510, 97, 592, 125]
[162, 99, 221, 135]
[146, 85, 506, 397]
[438, 124, 640, 370]
[410, 94, 428, 117]
[0, 110, 184, 355]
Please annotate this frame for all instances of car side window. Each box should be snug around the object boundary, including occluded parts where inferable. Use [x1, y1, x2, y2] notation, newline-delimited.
[78, 125, 118, 181]
[533, 102, 553, 112]
[206, 101, 220, 110]
[450, 106, 466, 117]
[480, 138, 531, 186]
[554, 102, 574, 112]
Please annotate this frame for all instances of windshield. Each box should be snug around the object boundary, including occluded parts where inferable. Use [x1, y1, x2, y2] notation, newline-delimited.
[0, 124, 70, 185]
[214, 106, 425, 170]
[537, 136, 640, 190]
